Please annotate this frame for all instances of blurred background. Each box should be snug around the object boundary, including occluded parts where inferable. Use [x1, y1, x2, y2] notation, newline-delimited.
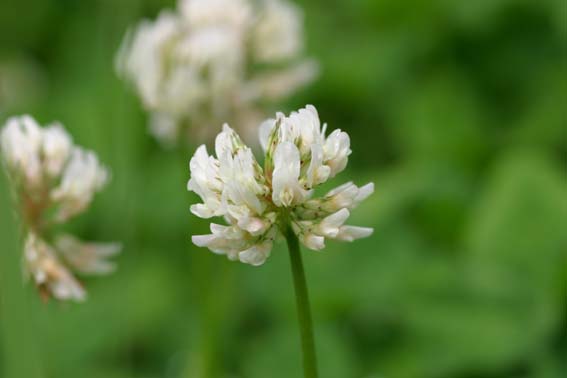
[0, 0, 565, 377]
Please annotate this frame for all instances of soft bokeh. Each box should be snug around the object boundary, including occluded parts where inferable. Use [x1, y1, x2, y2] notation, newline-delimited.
[0, 0, 565, 377]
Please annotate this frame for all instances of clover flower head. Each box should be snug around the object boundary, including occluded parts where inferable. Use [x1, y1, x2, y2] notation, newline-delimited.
[188, 105, 373, 266]
[0, 115, 120, 302]
[117, 0, 318, 146]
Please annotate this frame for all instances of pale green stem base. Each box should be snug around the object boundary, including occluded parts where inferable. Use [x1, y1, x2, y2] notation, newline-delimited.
[284, 224, 319, 378]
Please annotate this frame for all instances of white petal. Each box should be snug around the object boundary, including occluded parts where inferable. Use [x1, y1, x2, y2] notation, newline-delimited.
[238, 241, 272, 266]
[258, 118, 276, 152]
[237, 215, 270, 236]
[272, 141, 306, 207]
[190, 203, 216, 218]
[336, 226, 374, 241]
[300, 233, 325, 251]
[220, 148, 266, 214]
[306, 144, 330, 187]
[215, 124, 237, 159]
[324, 129, 351, 177]
[192, 234, 217, 248]
[317, 208, 350, 238]
[187, 144, 223, 217]
[355, 183, 374, 204]
[325, 181, 354, 198]
[322, 181, 374, 211]
[192, 224, 247, 255]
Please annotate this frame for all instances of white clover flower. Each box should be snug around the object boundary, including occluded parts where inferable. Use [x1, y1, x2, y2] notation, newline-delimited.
[117, 0, 318, 146]
[188, 105, 373, 265]
[0, 115, 120, 302]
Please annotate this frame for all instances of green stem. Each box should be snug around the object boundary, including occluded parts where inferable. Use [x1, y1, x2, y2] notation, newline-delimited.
[0, 171, 43, 378]
[284, 224, 319, 378]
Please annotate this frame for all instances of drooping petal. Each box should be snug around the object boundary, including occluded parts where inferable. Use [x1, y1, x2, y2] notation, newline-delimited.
[238, 239, 273, 266]
[315, 208, 350, 238]
[300, 232, 325, 251]
[24, 233, 86, 302]
[354, 183, 375, 204]
[192, 223, 275, 266]
[192, 224, 246, 259]
[55, 234, 121, 275]
[335, 226, 374, 242]
[320, 181, 374, 212]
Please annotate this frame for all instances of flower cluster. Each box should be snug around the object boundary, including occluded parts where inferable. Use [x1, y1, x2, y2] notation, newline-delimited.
[117, 0, 318, 145]
[0, 115, 120, 301]
[188, 105, 373, 266]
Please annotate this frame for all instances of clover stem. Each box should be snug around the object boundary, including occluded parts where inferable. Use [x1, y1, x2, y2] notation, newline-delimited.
[0, 170, 43, 378]
[284, 222, 319, 378]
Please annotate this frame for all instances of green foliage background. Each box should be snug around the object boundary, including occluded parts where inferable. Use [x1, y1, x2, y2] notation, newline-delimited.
[0, 0, 565, 377]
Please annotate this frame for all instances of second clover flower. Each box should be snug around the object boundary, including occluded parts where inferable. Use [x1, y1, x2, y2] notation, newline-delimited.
[0, 115, 120, 301]
[188, 105, 374, 266]
[116, 0, 317, 145]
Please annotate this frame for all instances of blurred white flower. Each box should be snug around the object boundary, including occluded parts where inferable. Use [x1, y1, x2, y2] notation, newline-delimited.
[117, 0, 318, 146]
[188, 105, 373, 266]
[0, 115, 120, 302]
